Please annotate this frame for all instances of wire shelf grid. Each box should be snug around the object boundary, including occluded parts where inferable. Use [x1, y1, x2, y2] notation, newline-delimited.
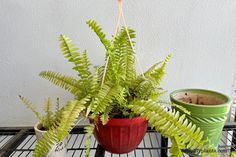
[0, 123, 236, 157]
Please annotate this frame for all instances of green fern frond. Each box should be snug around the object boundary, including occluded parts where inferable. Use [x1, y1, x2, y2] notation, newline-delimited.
[33, 125, 58, 157]
[59, 35, 93, 92]
[143, 61, 162, 76]
[56, 97, 60, 112]
[90, 84, 124, 118]
[129, 76, 163, 100]
[42, 98, 54, 130]
[59, 34, 80, 63]
[128, 55, 170, 100]
[90, 67, 100, 95]
[170, 137, 184, 157]
[148, 54, 171, 85]
[231, 151, 236, 157]
[162, 54, 171, 68]
[101, 104, 114, 125]
[73, 50, 93, 92]
[87, 83, 126, 124]
[78, 51, 92, 80]
[103, 49, 118, 83]
[53, 98, 67, 125]
[113, 27, 136, 85]
[33, 98, 88, 157]
[57, 97, 89, 140]
[103, 27, 136, 85]
[85, 124, 95, 157]
[89, 84, 114, 116]
[129, 76, 145, 89]
[149, 89, 165, 100]
[18, 95, 41, 121]
[135, 79, 155, 100]
[129, 100, 216, 156]
[86, 20, 111, 50]
[39, 71, 85, 98]
[142, 54, 171, 86]
[101, 113, 109, 125]
[157, 100, 191, 115]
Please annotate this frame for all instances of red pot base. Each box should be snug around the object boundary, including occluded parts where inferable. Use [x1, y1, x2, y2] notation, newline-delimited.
[93, 117, 148, 154]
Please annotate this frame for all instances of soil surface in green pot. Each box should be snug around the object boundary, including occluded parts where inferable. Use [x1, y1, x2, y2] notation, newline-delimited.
[170, 89, 230, 149]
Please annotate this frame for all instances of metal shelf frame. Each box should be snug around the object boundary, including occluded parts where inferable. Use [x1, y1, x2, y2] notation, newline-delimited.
[0, 123, 236, 157]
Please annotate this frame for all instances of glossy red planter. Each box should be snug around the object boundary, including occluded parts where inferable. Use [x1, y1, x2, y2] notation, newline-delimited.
[93, 116, 148, 154]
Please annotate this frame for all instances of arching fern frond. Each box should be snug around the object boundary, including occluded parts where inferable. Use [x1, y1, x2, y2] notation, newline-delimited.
[39, 71, 85, 98]
[170, 137, 184, 157]
[90, 67, 100, 95]
[103, 49, 119, 83]
[57, 97, 89, 140]
[128, 55, 171, 100]
[76, 51, 92, 81]
[100, 102, 116, 125]
[148, 54, 171, 85]
[86, 20, 111, 50]
[84, 124, 95, 157]
[59, 35, 93, 92]
[18, 95, 41, 121]
[59, 34, 80, 63]
[129, 100, 216, 156]
[134, 79, 155, 100]
[42, 98, 54, 130]
[157, 100, 191, 115]
[129, 76, 163, 100]
[104, 27, 136, 85]
[33, 98, 88, 157]
[114, 27, 136, 85]
[88, 84, 125, 124]
[89, 83, 114, 116]
[33, 124, 59, 157]
[143, 61, 162, 76]
[76, 50, 93, 92]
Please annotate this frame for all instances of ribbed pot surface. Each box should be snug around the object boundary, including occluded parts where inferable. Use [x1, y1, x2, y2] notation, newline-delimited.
[170, 89, 230, 148]
[93, 117, 148, 154]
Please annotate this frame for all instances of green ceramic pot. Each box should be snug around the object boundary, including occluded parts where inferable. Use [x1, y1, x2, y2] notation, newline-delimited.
[170, 89, 230, 148]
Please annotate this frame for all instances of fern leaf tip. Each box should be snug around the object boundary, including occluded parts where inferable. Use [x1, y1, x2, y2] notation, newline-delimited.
[86, 19, 94, 23]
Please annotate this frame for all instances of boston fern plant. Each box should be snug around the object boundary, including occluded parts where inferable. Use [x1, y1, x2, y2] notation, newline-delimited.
[39, 20, 218, 157]
[19, 96, 88, 157]
[19, 96, 63, 130]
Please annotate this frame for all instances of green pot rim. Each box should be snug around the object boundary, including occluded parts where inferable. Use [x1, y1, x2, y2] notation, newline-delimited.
[170, 88, 231, 108]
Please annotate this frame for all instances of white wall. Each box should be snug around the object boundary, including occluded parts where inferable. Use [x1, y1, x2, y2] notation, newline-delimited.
[1, 0, 236, 127]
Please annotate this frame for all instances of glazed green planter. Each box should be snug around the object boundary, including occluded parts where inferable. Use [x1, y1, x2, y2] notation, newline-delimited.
[170, 89, 230, 148]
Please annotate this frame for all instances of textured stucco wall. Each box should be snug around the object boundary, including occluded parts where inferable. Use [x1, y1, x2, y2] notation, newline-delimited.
[1, 0, 236, 126]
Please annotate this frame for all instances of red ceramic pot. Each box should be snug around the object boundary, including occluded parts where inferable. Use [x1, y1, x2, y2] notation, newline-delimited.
[93, 116, 148, 154]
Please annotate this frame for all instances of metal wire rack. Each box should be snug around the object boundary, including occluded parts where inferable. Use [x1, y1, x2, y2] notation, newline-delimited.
[0, 123, 236, 157]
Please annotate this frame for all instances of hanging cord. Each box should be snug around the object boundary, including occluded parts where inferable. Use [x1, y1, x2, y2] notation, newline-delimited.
[114, 0, 123, 36]
[120, 4, 145, 77]
[101, 55, 109, 86]
[101, 0, 123, 86]
[101, 0, 144, 86]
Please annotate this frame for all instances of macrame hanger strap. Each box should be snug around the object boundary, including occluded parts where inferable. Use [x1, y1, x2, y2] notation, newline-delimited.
[101, 0, 123, 86]
[114, 0, 123, 36]
[101, 0, 144, 86]
[119, 1, 145, 77]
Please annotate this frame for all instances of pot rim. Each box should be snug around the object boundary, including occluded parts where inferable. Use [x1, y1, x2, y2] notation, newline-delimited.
[95, 116, 147, 126]
[34, 122, 47, 133]
[170, 88, 231, 108]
